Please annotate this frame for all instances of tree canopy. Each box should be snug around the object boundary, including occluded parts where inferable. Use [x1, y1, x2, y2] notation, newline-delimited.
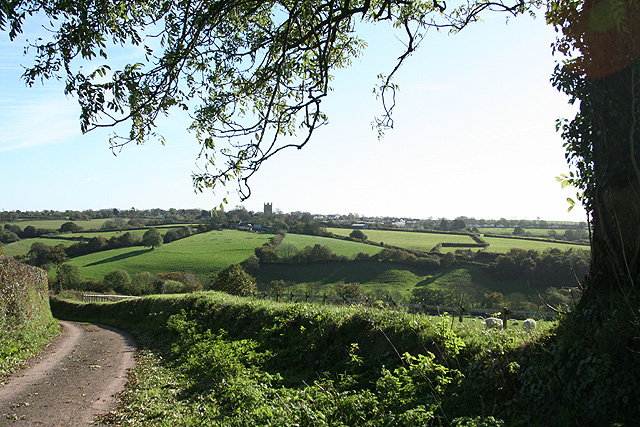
[2, 0, 539, 204]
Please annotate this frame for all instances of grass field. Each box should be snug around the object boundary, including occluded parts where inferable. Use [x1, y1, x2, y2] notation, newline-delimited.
[2, 227, 200, 257]
[483, 236, 589, 253]
[282, 233, 382, 257]
[68, 230, 273, 281]
[477, 227, 569, 236]
[328, 227, 589, 254]
[327, 228, 477, 253]
[256, 261, 533, 301]
[2, 218, 112, 231]
[1, 238, 79, 257]
[257, 261, 428, 298]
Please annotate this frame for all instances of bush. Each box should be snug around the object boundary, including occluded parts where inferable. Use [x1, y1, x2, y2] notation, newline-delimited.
[349, 229, 368, 241]
[164, 279, 187, 294]
[131, 272, 159, 295]
[56, 264, 84, 291]
[209, 264, 257, 296]
[103, 270, 132, 294]
[334, 282, 366, 299]
[241, 255, 260, 275]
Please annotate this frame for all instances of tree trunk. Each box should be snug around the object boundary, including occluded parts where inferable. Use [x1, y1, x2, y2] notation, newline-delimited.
[572, 1, 640, 318]
[577, 61, 640, 341]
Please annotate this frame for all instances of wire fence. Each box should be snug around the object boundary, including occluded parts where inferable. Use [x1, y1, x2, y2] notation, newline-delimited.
[79, 292, 555, 321]
[255, 292, 556, 321]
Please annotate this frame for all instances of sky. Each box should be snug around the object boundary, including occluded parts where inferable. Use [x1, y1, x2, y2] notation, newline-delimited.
[0, 8, 587, 222]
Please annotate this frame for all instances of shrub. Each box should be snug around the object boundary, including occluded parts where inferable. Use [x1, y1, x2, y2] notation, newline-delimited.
[56, 263, 84, 291]
[209, 264, 257, 296]
[334, 282, 366, 299]
[349, 229, 368, 241]
[241, 255, 260, 275]
[164, 279, 187, 294]
[103, 270, 132, 294]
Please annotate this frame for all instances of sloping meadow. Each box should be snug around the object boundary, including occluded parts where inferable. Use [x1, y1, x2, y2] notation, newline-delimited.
[51, 293, 553, 426]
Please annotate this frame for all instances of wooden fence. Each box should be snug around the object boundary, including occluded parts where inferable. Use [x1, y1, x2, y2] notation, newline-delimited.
[81, 294, 142, 303]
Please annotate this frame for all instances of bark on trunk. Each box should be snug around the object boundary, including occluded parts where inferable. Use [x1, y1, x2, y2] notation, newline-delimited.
[578, 63, 640, 318]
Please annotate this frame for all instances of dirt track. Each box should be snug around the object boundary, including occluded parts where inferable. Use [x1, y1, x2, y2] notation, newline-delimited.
[0, 321, 136, 426]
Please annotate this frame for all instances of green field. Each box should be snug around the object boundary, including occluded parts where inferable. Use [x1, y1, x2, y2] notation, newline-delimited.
[68, 230, 273, 281]
[483, 236, 588, 253]
[256, 261, 533, 301]
[477, 227, 578, 237]
[327, 228, 477, 253]
[328, 227, 588, 254]
[282, 233, 382, 257]
[1, 238, 78, 257]
[257, 261, 428, 298]
[2, 218, 112, 231]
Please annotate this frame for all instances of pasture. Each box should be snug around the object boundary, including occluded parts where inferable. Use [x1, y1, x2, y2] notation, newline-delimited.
[257, 261, 426, 297]
[328, 227, 589, 254]
[2, 218, 111, 231]
[482, 235, 588, 253]
[67, 230, 273, 281]
[282, 233, 382, 257]
[1, 238, 78, 257]
[327, 228, 477, 253]
[477, 227, 567, 236]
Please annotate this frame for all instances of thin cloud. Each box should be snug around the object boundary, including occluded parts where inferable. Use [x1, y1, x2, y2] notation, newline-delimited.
[0, 96, 80, 152]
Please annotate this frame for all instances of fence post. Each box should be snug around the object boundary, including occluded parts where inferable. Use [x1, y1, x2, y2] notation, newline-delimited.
[502, 306, 510, 329]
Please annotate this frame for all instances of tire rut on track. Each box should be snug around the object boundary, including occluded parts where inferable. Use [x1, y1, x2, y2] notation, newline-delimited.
[0, 321, 136, 426]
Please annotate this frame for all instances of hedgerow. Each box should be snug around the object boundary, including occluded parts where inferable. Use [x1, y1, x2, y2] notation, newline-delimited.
[51, 292, 560, 426]
[0, 256, 59, 381]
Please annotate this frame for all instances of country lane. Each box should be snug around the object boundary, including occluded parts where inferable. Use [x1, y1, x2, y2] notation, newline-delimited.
[0, 321, 136, 426]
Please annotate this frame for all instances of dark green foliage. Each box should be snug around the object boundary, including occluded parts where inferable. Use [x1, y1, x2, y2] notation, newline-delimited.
[334, 282, 365, 299]
[55, 263, 83, 291]
[1, 257, 59, 381]
[490, 248, 589, 288]
[374, 247, 442, 271]
[0, 228, 20, 244]
[255, 243, 279, 263]
[103, 269, 132, 294]
[210, 264, 257, 296]
[240, 254, 260, 275]
[59, 221, 81, 233]
[142, 228, 163, 249]
[26, 242, 68, 269]
[349, 229, 368, 241]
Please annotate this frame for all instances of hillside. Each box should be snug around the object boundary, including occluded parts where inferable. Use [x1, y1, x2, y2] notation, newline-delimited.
[67, 230, 273, 281]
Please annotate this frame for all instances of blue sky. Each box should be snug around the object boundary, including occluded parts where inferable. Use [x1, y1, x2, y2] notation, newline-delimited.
[0, 10, 587, 222]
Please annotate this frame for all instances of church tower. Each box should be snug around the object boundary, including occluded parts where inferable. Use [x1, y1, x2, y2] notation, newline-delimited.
[264, 203, 273, 214]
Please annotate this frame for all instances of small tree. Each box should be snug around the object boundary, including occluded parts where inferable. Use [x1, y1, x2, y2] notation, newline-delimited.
[103, 270, 132, 294]
[349, 229, 368, 241]
[209, 264, 257, 296]
[59, 222, 81, 233]
[142, 228, 163, 250]
[56, 263, 83, 292]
